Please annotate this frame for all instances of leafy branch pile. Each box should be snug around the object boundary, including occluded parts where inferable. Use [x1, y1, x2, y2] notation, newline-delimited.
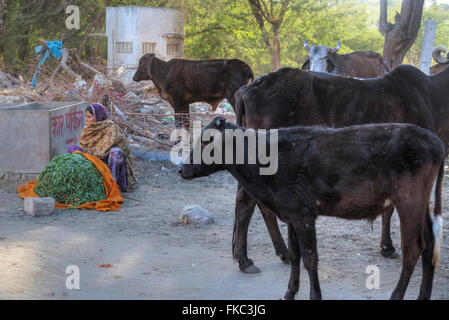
[34, 153, 106, 207]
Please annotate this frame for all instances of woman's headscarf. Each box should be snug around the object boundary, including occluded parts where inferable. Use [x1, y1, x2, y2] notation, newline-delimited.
[87, 103, 108, 122]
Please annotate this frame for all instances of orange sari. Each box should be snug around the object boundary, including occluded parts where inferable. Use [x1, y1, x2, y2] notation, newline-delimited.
[18, 151, 123, 212]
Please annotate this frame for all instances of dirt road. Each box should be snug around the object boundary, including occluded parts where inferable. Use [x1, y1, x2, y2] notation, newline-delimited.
[0, 150, 448, 300]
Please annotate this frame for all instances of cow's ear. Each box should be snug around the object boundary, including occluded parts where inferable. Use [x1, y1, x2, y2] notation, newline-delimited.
[302, 59, 310, 71]
[304, 39, 311, 52]
[146, 59, 152, 77]
[214, 116, 226, 128]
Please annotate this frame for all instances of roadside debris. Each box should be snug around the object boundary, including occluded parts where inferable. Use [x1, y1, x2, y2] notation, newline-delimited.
[0, 42, 236, 153]
[179, 205, 214, 225]
[0, 71, 21, 89]
[32, 39, 63, 87]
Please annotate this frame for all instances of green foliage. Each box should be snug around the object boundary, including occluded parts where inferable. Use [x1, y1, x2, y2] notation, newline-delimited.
[184, 0, 387, 76]
[0, 0, 104, 76]
[1, 0, 448, 78]
[281, 0, 385, 70]
[184, 0, 273, 73]
[34, 153, 106, 207]
[405, 3, 449, 66]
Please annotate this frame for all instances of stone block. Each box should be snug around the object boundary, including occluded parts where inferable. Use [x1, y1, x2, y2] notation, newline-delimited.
[24, 197, 55, 217]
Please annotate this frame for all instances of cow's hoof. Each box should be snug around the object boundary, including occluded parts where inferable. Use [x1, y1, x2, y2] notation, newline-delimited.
[283, 291, 296, 300]
[241, 264, 261, 274]
[380, 246, 397, 258]
[239, 258, 261, 274]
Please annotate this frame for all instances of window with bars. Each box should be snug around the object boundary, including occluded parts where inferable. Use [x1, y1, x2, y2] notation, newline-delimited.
[115, 42, 133, 54]
[142, 42, 156, 54]
[166, 38, 183, 57]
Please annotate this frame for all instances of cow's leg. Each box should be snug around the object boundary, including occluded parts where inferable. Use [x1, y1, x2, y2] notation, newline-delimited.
[233, 185, 260, 273]
[225, 83, 244, 109]
[292, 209, 322, 300]
[380, 207, 396, 258]
[173, 100, 190, 129]
[284, 224, 301, 300]
[209, 100, 221, 112]
[417, 209, 435, 300]
[258, 204, 290, 264]
[390, 201, 424, 300]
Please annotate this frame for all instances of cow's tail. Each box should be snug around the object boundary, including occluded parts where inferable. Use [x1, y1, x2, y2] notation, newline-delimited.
[247, 65, 254, 84]
[239, 61, 254, 84]
[432, 161, 444, 268]
[234, 86, 247, 127]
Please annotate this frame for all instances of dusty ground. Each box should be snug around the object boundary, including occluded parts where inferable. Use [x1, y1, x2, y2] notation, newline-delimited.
[0, 149, 448, 300]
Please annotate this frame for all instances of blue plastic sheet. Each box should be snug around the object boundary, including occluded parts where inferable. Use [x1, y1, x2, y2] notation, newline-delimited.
[32, 40, 64, 87]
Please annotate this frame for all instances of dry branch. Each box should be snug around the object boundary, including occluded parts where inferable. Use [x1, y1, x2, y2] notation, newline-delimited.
[113, 118, 172, 148]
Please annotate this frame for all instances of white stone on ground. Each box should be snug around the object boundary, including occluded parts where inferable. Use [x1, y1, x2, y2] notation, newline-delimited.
[179, 205, 214, 225]
[23, 197, 55, 217]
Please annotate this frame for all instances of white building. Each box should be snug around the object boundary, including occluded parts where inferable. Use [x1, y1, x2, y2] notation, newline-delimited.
[106, 6, 184, 84]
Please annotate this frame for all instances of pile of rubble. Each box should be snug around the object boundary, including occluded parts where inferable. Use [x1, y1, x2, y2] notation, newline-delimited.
[0, 71, 21, 90]
[0, 49, 236, 151]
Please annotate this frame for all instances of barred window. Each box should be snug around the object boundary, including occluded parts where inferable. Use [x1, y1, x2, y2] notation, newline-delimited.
[115, 42, 133, 54]
[142, 42, 156, 54]
[167, 43, 180, 56]
[166, 38, 182, 57]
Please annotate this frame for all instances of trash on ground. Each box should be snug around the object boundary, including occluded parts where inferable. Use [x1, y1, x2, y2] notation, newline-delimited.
[179, 205, 214, 225]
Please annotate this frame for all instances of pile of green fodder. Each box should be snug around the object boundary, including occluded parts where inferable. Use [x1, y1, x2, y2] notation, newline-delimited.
[34, 153, 106, 207]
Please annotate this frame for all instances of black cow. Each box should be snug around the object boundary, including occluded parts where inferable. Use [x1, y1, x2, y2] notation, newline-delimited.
[180, 117, 445, 300]
[302, 40, 389, 78]
[231, 64, 449, 274]
[132, 54, 254, 127]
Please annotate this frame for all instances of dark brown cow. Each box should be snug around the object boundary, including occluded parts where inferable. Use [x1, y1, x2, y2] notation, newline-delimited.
[430, 47, 449, 75]
[132, 54, 253, 127]
[231, 64, 449, 274]
[180, 117, 445, 300]
[302, 40, 389, 78]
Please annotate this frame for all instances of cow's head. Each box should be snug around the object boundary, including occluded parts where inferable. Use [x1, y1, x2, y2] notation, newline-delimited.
[179, 116, 231, 180]
[304, 40, 341, 73]
[133, 53, 156, 82]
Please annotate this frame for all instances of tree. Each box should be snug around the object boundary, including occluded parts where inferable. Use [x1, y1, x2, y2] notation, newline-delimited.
[0, 0, 70, 74]
[0, 0, 4, 32]
[405, 3, 449, 66]
[1, 0, 442, 79]
[379, 0, 425, 69]
[282, 0, 384, 70]
[0, 0, 4, 67]
[247, 0, 292, 71]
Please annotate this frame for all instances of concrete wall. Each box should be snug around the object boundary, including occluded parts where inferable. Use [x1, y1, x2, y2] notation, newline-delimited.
[0, 101, 87, 177]
[106, 6, 185, 84]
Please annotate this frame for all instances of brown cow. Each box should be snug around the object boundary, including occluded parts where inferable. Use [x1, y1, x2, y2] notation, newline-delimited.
[132, 54, 254, 128]
[302, 40, 389, 78]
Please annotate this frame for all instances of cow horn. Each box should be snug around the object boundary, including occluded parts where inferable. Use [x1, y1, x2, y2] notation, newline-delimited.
[329, 40, 341, 54]
[304, 39, 311, 52]
[329, 40, 341, 53]
[433, 46, 449, 64]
